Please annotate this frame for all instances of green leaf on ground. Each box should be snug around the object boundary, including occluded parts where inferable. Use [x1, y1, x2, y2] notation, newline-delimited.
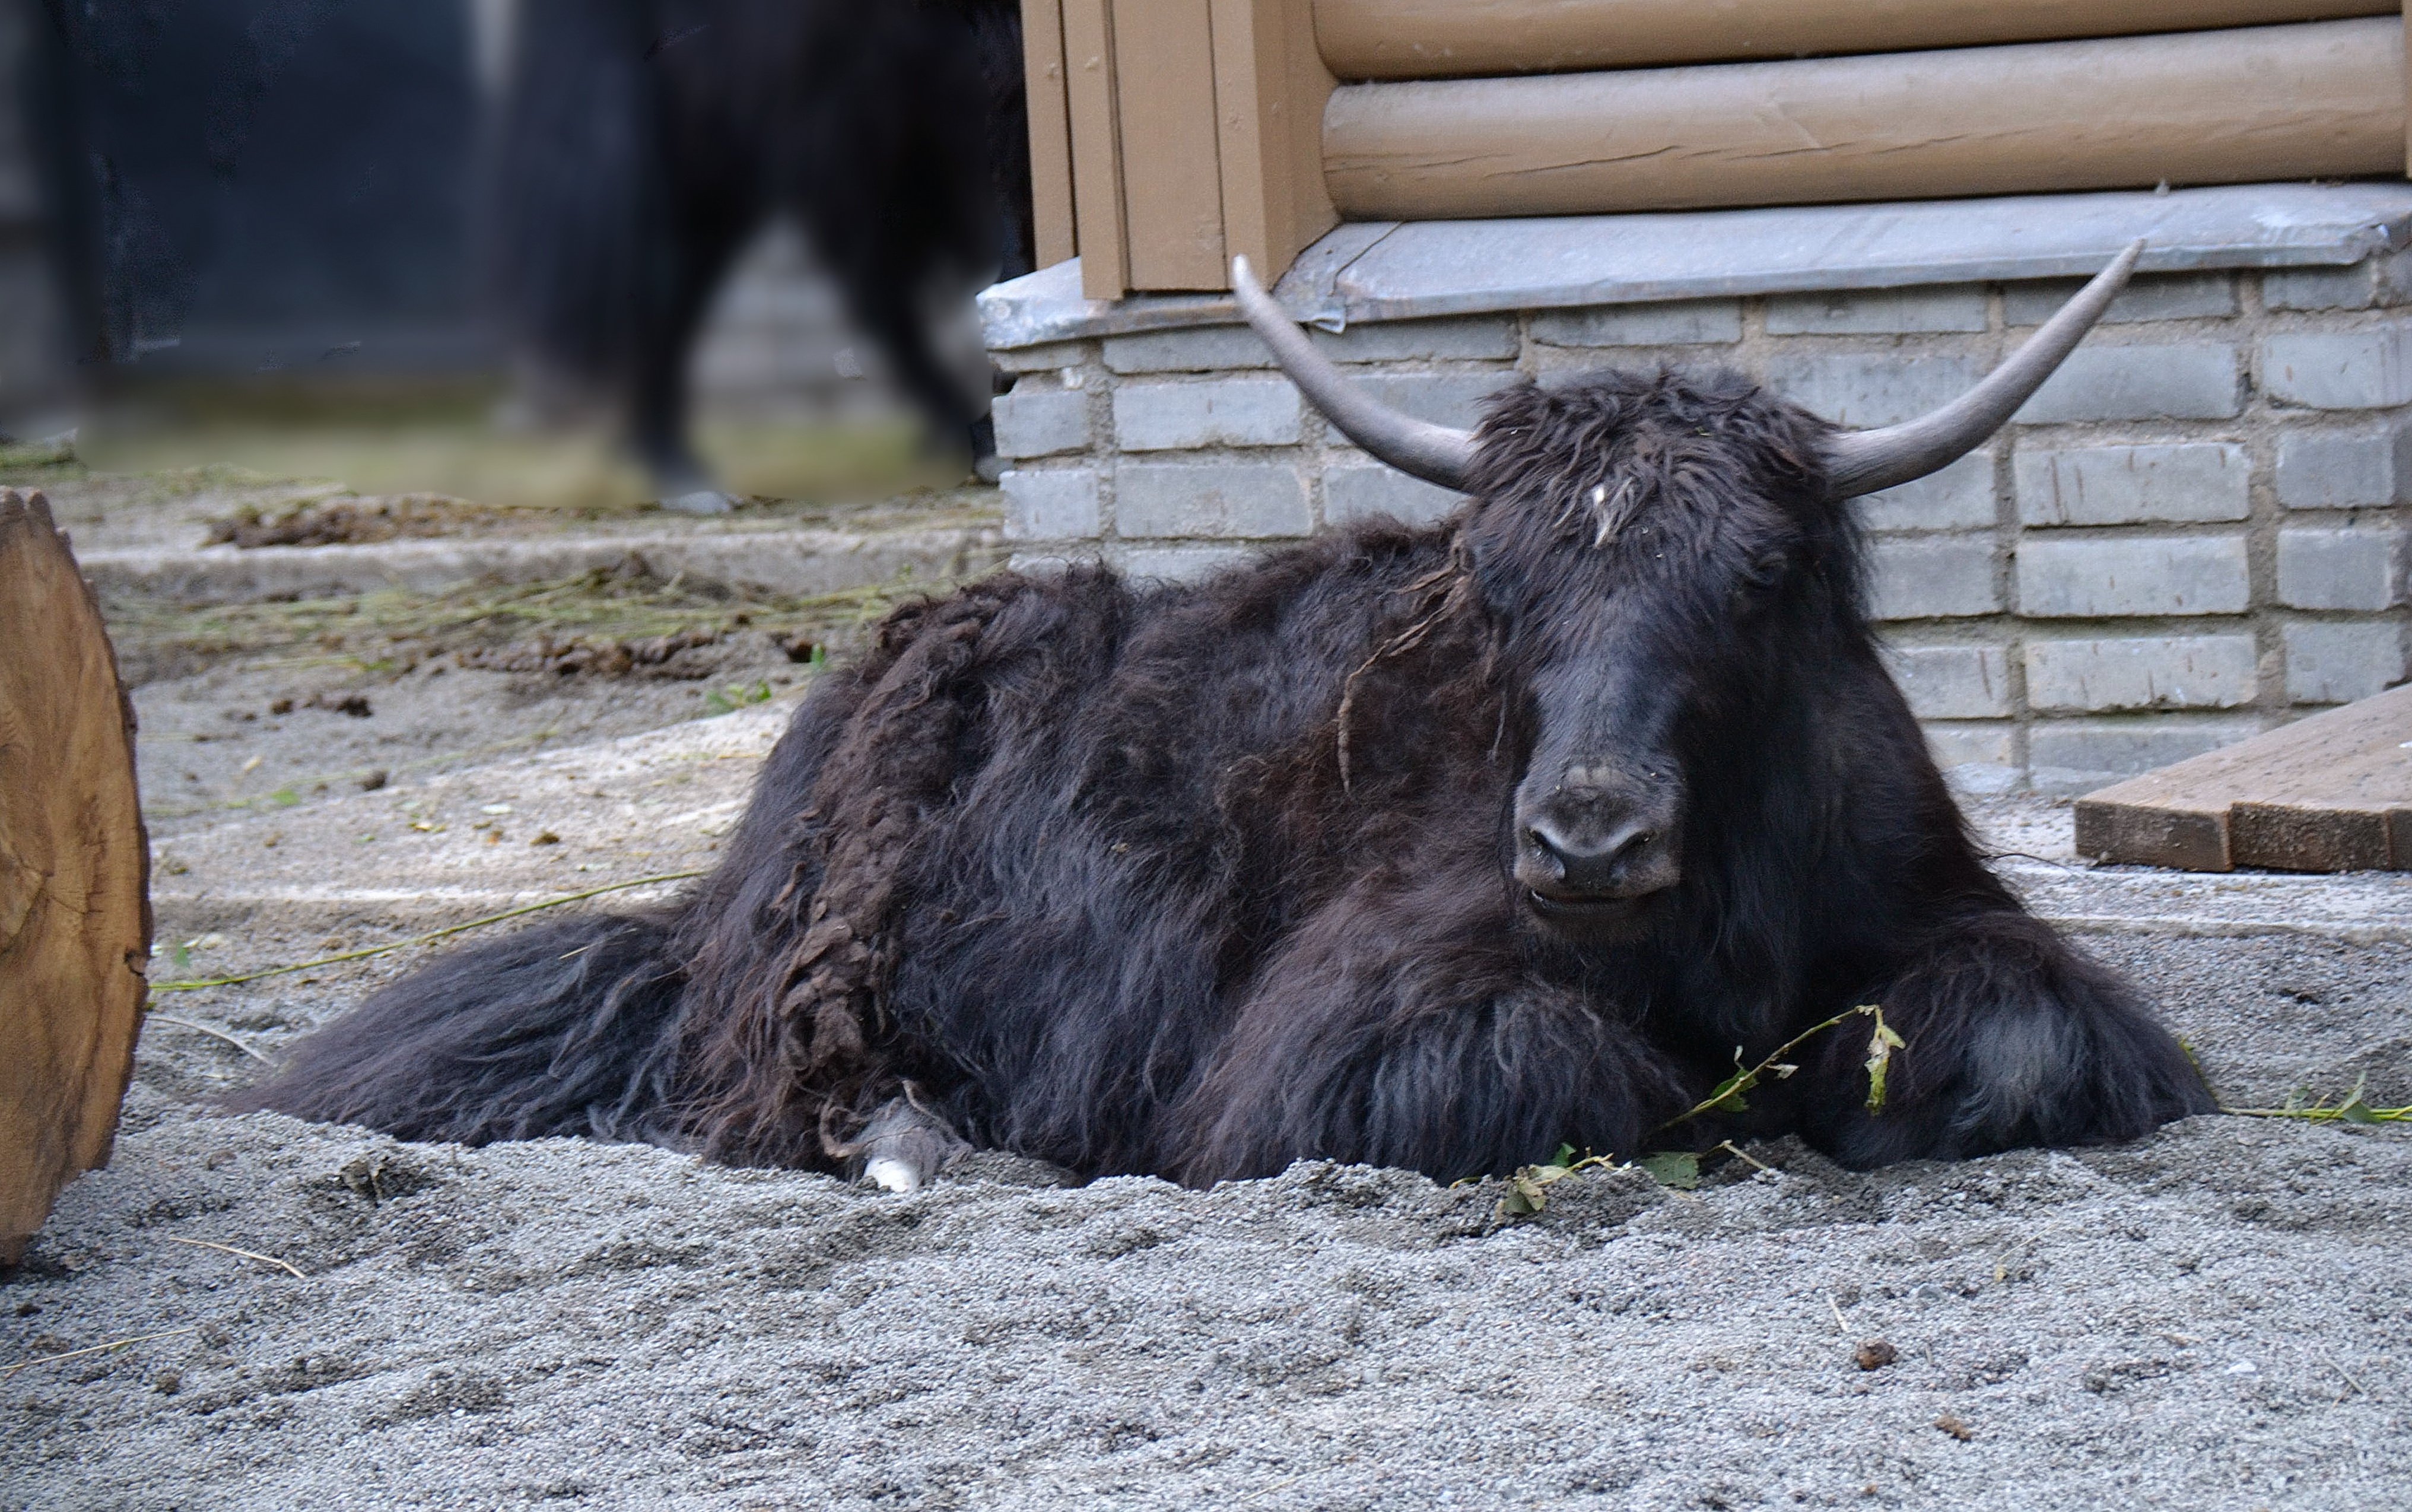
[1639, 1152, 1701, 1190]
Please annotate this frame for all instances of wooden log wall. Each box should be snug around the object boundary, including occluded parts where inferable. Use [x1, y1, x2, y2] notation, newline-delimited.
[1323, 18, 2407, 221]
[1023, 1, 2412, 292]
[1312, 0, 2397, 78]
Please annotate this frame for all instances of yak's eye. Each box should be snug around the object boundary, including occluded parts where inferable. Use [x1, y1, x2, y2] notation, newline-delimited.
[1731, 555, 1788, 611]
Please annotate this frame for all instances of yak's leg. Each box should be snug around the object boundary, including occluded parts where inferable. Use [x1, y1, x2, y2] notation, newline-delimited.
[841, 272, 996, 478]
[1170, 889, 1688, 1184]
[1798, 910, 2214, 1168]
[849, 1094, 973, 1193]
[805, 178, 996, 478]
[625, 200, 757, 515]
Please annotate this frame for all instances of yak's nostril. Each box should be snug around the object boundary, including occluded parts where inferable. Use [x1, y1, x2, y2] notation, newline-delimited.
[1525, 815, 1664, 896]
[1525, 826, 1570, 877]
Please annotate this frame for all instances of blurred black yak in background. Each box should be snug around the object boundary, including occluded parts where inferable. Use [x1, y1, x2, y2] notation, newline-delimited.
[492, 0, 1034, 510]
[18, 0, 1032, 503]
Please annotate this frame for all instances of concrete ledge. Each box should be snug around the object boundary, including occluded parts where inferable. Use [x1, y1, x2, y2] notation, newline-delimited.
[982, 182, 2412, 347]
[82, 526, 1006, 603]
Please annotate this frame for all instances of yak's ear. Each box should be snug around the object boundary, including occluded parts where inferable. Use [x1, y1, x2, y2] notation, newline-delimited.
[1231, 256, 1479, 492]
[1823, 240, 2141, 498]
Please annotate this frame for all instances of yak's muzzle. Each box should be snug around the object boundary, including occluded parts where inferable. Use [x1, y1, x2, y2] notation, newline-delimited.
[1514, 770, 1682, 924]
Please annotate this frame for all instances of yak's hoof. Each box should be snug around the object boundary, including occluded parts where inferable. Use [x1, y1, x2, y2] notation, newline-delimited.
[662, 488, 736, 516]
[851, 1095, 971, 1194]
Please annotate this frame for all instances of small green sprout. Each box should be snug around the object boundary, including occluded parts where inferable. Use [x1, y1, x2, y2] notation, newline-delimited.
[701, 680, 774, 716]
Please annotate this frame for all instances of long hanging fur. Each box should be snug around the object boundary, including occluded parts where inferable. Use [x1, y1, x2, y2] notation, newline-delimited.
[232, 913, 687, 1146]
[244, 369, 2213, 1180]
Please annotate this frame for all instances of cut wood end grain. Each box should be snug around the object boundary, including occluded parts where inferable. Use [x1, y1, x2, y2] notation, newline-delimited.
[1, 488, 152, 1266]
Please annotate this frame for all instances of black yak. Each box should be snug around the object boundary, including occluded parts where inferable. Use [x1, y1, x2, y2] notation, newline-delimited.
[243, 241, 2214, 1186]
[491, 0, 1031, 510]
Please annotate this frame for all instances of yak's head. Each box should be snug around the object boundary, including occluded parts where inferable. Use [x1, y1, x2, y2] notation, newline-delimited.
[1232, 244, 2141, 938]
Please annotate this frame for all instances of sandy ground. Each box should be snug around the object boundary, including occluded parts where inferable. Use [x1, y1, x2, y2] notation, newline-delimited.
[4, 698, 2408, 1510]
[4, 459, 2408, 1508]
[7, 1092, 2406, 1511]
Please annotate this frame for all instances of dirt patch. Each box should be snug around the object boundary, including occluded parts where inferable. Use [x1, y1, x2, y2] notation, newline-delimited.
[101, 560, 926, 684]
[453, 626, 778, 678]
[202, 493, 531, 548]
[108, 564, 918, 836]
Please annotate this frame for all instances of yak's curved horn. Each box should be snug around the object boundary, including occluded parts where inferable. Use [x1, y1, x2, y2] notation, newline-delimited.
[1824, 239, 2145, 499]
[1231, 256, 1477, 492]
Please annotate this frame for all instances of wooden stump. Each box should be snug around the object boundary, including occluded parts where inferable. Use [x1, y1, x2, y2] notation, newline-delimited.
[0, 489, 151, 1266]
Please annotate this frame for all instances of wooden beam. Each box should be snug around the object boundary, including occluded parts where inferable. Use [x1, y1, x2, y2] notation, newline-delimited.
[1210, 0, 1339, 288]
[1313, 0, 2396, 78]
[1061, 0, 1129, 298]
[1111, 0, 1228, 290]
[2074, 684, 2412, 872]
[1022, 0, 1079, 268]
[1324, 18, 2405, 221]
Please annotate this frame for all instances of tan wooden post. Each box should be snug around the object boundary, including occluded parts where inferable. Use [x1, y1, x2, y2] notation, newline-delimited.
[1212, 0, 1339, 293]
[1051, 0, 1335, 297]
[1112, 1, 1229, 290]
[1022, 0, 1081, 268]
[0, 490, 150, 1268]
[1062, 0, 1131, 297]
[1324, 20, 2405, 220]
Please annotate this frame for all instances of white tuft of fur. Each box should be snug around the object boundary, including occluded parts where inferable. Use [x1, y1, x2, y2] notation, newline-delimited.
[865, 1157, 921, 1194]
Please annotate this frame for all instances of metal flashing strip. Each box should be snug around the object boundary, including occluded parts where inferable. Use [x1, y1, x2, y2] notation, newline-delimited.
[980, 181, 2412, 348]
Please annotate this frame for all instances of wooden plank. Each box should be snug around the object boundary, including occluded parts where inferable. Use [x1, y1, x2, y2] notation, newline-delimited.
[1110, 0, 1228, 290]
[1061, 0, 1130, 298]
[1, 490, 151, 1266]
[1323, 18, 2405, 221]
[1022, 0, 1080, 268]
[1209, 0, 1339, 288]
[1314, 0, 2395, 79]
[2073, 684, 2412, 872]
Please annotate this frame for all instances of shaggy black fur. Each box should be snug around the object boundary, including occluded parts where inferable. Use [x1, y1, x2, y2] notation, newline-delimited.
[241, 369, 2215, 1181]
[492, 0, 1030, 488]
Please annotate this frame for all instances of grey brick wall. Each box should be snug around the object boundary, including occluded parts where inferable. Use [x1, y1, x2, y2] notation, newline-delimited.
[992, 261, 2412, 792]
